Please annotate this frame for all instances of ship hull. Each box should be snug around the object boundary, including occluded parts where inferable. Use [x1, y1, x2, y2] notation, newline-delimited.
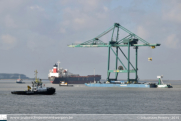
[11, 87, 56, 95]
[157, 84, 172, 88]
[49, 75, 101, 84]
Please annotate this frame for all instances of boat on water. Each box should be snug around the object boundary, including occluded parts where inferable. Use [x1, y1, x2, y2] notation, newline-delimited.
[157, 76, 172, 88]
[85, 76, 173, 88]
[48, 61, 101, 84]
[16, 75, 23, 83]
[59, 81, 73, 87]
[85, 81, 157, 88]
[12, 70, 56, 95]
[59, 81, 68, 86]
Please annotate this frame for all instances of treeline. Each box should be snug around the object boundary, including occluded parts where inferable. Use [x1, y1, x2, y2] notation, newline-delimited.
[0, 73, 30, 79]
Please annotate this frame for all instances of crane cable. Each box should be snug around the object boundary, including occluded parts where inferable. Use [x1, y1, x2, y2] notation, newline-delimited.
[148, 46, 155, 61]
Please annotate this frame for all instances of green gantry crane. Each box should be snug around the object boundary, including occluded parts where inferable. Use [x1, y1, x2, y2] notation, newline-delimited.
[68, 23, 160, 83]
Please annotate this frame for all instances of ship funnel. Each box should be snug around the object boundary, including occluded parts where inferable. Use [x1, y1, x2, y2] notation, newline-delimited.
[53, 64, 58, 73]
[53, 64, 58, 67]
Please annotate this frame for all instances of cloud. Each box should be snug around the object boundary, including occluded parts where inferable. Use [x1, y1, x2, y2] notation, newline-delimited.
[74, 18, 86, 25]
[137, 26, 149, 40]
[4, 15, 17, 28]
[165, 34, 180, 49]
[59, 28, 66, 34]
[26, 32, 55, 51]
[103, 6, 109, 12]
[0, 34, 17, 50]
[59, 0, 111, 32]
[29, 5, 44, 11]
[0, 0, 26, 14]
[162, 1, 181, 23]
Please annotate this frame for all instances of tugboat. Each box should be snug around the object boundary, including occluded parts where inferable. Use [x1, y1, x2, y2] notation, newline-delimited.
[16, 75, 23, 83]
[59, 81, 73, 87]
[59, 81, 68, 86]
[11, 70, 56, 95]
[157, 76, 172, 88]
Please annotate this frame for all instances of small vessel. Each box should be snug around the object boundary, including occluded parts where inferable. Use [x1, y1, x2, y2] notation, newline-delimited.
[16, 75, 23, 83]
[12, 70, 56, 95]
[48, 61, 101, 84]
[59, 81, 68, 86]
[157, 76, 172, 88]
[59, 81, 73, 87]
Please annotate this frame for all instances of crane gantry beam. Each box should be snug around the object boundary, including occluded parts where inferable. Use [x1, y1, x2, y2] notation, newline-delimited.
[68, 23, 160, 83]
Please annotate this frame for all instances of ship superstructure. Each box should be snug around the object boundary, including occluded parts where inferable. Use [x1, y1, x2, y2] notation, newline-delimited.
[48, 61, 101, 84]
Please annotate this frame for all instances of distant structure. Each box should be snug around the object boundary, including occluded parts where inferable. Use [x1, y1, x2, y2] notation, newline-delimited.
[0, 73, 30, 79]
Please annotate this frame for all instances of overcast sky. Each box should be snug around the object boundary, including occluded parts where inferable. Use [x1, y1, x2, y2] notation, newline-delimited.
[0, 0, 180, 80]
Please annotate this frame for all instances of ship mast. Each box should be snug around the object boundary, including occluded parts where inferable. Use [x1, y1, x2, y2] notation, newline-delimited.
[34, 70, 38, 79]
[34, 70, 38, 83]
[57, 61, 61, 71]
[94, 68, 95, 82]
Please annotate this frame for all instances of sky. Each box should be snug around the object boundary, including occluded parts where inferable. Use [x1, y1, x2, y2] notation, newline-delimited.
[0, 0, 181, 80]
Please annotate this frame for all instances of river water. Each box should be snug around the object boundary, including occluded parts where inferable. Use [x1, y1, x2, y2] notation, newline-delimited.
[0, 80, 180, 114]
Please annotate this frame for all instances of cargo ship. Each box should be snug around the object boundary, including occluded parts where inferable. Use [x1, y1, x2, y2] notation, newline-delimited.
[48, 62, 101, 84]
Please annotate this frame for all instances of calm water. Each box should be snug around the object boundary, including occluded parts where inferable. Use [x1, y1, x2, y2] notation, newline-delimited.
[0, 80, 181, 114]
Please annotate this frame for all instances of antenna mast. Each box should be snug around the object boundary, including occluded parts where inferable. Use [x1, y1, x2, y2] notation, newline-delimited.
[57, 61, 61, 71]
[34, 70, 38, 80]
[94, 68, 95, 82]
